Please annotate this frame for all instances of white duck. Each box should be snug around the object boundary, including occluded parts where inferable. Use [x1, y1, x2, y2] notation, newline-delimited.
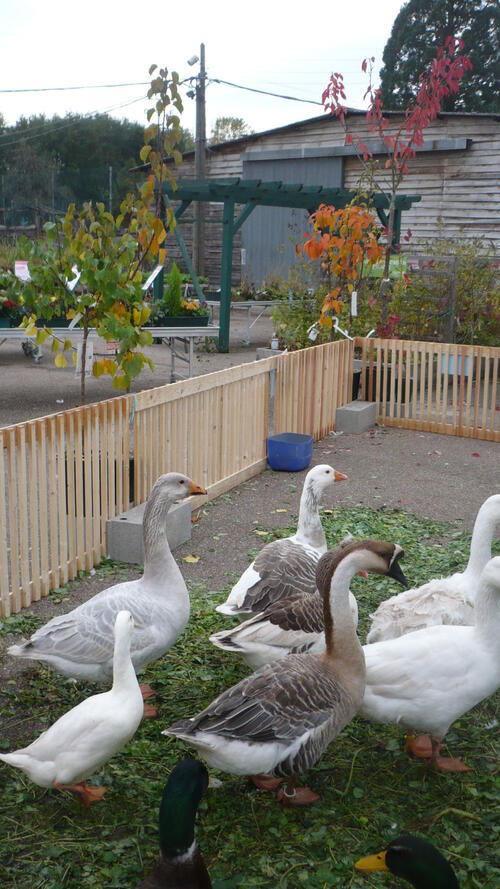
[216, 463, 349, 618]
[360, 555, 500, 772]
[210, 539, 366, 669]
[165, 540, 406, 806]
[9, 473, 206, 708]
[367, 494, 500, 642]
[0, 610, 143, 806]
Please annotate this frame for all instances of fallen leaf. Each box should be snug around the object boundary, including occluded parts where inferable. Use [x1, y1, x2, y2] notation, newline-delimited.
[183, 555, 200, 564]
[276, 508, 287, 513]
[255, 530, 268, 537]
[472, 452, 480, 458]
[322, 509, 333, 515]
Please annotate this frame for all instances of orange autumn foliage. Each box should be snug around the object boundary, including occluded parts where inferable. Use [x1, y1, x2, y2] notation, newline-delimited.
[299, 203, 384, 326]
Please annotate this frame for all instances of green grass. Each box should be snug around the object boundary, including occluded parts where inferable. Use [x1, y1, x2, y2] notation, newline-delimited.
[0, 506, 499, 888]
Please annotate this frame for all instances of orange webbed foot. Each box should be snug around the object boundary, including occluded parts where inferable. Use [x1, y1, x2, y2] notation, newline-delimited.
[250, 774, 284, 791]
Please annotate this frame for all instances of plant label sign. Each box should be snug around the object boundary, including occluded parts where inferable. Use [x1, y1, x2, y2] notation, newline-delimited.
[14, 260, 31, 282]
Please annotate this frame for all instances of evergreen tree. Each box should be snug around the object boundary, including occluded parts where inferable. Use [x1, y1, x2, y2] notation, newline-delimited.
[379, 0, 499, 111]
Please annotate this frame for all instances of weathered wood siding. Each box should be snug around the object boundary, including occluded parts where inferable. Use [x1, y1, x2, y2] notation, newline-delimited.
[166, 113, 499, 286]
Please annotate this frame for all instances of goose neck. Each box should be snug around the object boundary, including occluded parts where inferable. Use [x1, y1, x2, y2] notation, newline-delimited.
[142, 493, 178, 582]
[323, 558, 365, 676]
[112, 631, 136, 690]
[474, 575, 500, 653]
[465, 501, 497, 584]
[296, 482, 325, 549]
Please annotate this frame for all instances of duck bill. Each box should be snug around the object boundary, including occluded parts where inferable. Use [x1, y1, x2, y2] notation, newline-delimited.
[355, 850, 389, 872]
[333, 470, 348, 482]
[189, 481, 207, 496]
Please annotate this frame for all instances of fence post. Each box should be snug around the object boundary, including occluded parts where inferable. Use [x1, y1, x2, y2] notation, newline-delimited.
[447, 256, 457, 343]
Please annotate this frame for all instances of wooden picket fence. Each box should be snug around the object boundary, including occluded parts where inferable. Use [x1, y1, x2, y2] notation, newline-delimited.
[356, 337, 500, 441]
[0, 340, 353, 616]
[0, 397, 131, 617]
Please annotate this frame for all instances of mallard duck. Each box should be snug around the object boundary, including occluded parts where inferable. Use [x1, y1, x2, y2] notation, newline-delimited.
[360, 555, 500, 771]
[9, 473, 206, 713]
[355, 834, 459, 888]
[0, 611, 143, 806]
[165, 539, 406, 806]
[135, 758, 211, 889]
[367, 494, 500, 642]
[215, 464, 350, 617]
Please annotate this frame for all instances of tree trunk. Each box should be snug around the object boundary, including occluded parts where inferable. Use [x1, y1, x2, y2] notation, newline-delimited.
[80, 312, 89, 404]
[379, 202, 396, 329]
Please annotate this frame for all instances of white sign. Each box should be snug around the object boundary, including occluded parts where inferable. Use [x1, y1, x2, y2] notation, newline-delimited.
[14, 260, 30, 282]
[351, 290, 358, 317]
[142, 264, 164, 291]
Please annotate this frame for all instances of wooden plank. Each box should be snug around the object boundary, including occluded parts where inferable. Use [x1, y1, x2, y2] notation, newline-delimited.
[56, 414, 69, 585]
[481, 353, 490, 432]
[65, 411, 77, 580]
[15, 426, 31, 608]
[47, 416, 60, 589]
[0, 432, 11, 616]
[91, 405, 100, 563]
[490, 356, 498, 437]
[99, 403, 108, 556]
[74, 410, 85, 572]
[205, 457, 269, 500]
[37, 421, 50, 595]
[27, 424, 41, 602]
[7, 429, 21, 612]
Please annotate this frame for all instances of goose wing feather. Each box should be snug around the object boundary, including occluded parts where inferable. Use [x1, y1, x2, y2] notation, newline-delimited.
[229, 539, 319, 614]
[14, 580, 158, 667]
[169, 655, 354, 745]
[211, 594, 325, 654]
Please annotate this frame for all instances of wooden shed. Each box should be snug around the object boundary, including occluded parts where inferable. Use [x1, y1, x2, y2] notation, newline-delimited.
[166, 110, 500, 287]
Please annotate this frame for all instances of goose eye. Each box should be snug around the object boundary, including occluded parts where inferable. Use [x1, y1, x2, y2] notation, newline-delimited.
[179, 479, 185, 485]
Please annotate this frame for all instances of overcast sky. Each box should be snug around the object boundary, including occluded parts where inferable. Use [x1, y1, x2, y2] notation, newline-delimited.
[1, 0, 405, 136]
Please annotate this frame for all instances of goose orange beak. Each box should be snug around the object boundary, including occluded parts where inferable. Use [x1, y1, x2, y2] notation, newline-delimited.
[334, 470, 348, 481]
[355, 850, 388, 872]
[189, 481, 207, 496]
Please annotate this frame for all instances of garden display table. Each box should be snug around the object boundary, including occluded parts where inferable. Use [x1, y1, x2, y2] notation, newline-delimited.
[143, 325, 220, 381]
[0, 325, 98, 369]
[206, 300, 275, 346]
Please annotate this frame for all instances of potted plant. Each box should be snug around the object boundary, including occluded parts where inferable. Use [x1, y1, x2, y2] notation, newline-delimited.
[151, 262, 209, 326]
[0, 271, 23, 327]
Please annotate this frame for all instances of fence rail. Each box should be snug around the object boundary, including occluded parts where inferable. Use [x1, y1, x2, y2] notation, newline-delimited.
[356, 337, 500, 441]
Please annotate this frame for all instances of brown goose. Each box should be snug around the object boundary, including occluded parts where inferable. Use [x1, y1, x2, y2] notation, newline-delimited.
[165, 539, 406, 806]
[215, 464, 349, 617]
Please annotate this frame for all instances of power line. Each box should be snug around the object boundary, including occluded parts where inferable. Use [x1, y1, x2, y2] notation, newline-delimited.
[208, 77, 323, 105]
[0, 81, 150, 94]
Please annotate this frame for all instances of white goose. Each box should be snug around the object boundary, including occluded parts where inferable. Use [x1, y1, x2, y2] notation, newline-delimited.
[216, 464, 350, 618]
[367, 494, 500, 642]
[165, 539, 406, 806]
[9, 474, 206, 699]
[360, 555, 500, 772]
[0, 611, 143, 806]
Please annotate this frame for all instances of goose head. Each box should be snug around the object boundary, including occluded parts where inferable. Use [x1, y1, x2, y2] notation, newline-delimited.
[150, 473, 207, 506]
[356, 834, 459, 888]
[316, 539, 408, 599]
[304, 464, 348, 502]
[113, 609, 135, 641]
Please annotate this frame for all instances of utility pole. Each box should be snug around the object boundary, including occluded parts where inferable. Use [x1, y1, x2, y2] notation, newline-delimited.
[193, 43, 206, 277]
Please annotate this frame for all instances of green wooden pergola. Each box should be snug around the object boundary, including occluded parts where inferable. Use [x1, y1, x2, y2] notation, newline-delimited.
[157, 178, 421, 351]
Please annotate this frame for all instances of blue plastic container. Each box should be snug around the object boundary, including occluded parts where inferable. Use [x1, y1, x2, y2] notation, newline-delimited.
[266, 432, 314, 472]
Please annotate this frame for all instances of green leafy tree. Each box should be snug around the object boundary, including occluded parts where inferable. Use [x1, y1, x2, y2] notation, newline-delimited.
[15, 65, 184, 403]
[210, 116, 253, 144]
[379, 0, 500, 112]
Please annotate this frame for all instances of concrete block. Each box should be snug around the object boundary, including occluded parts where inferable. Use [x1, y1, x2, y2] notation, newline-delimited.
[106, 499, 191, 564]
[256, 347, 283, 361]
[335, 400, 377, 434]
